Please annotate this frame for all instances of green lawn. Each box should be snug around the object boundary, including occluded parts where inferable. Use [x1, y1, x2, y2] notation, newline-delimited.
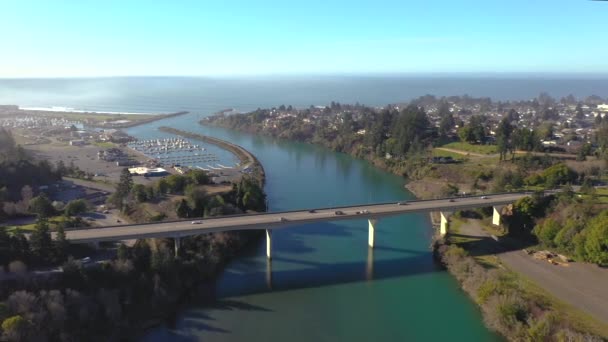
[5, 216, 74, 234]
[431, 148, 468, 161]
[441, 141, 497, 155]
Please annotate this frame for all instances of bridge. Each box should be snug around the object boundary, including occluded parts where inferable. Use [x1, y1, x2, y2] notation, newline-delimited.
[63, 192, 540, 258]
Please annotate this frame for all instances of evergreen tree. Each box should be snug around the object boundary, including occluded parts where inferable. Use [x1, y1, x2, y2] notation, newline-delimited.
[30, 218, 52, 262]
[55, 224, 69, 261]
[176, 199, 190, 218]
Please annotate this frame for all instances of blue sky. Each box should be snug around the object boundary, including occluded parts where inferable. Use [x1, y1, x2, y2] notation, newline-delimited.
[1, 0, 607, 77]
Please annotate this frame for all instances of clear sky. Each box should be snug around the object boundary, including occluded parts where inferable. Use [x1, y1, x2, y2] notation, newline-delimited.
[1, 0, 607, 77]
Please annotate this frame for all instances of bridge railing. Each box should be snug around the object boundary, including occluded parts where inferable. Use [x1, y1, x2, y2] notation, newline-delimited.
[65, 190, 557, 232]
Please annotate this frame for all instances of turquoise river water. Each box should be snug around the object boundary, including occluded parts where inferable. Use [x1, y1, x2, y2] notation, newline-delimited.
[126, 113, 501, 341]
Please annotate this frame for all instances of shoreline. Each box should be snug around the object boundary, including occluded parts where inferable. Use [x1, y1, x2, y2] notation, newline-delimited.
[1, 104, 190, 128]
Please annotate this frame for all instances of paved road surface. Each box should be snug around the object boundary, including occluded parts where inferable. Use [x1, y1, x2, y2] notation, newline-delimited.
[62, 193, 530, 243]
[460, 220, 608, 324]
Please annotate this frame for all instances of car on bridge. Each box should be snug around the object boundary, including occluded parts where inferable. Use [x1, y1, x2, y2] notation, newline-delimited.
[481, 196, 488, 199]
[361, 209, 370, 214]
[191, 220, 203, 224]
[397, 201, 407, 205]
[308, 209, 316, 213]
[279, 217, 288, 222]
[334, 210, 344, 215]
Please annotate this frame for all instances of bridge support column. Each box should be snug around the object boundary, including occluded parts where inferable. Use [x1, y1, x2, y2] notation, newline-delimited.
[174, 236, 181, 256]
[440, 212, 451, 236]
[266, 229, 272, 259]
[91, 241, 100, 249]
[492, 206, 503, 226]
[266, 259, 273, 290]
[368, 219, 378, 248]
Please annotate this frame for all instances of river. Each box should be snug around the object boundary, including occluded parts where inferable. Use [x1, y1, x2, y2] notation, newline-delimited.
[125, 113, 501, 341]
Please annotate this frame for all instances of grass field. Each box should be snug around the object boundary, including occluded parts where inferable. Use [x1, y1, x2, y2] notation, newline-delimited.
[441, 141, 497, 155]
[431, 148, 468, 160]
[93, 141, 117, 148]
[5, 216, 75, 234]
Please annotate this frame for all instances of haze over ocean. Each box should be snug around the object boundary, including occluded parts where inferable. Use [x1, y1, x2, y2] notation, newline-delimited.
[1, 76, 607, 115]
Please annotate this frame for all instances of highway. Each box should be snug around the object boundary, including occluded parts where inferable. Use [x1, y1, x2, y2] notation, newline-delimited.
[63, 192, 532, 243]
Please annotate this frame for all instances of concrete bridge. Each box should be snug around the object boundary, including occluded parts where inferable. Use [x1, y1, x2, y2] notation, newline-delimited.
[63, 192, 542, 258]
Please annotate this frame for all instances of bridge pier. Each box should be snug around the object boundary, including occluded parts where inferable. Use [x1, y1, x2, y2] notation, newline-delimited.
[492, 206, 504, 226]
[366, 247, 374, 281]
[91, 241, 100, 249]
[368, 219, 378, 248]
[266, 229, 272, 259]
[266, 259, 273, 290]
[174, 236, 181, 256]
[440, 211, 451, 236]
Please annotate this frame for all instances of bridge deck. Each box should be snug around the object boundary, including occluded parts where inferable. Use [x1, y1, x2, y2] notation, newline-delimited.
[63, 193, 531, 243]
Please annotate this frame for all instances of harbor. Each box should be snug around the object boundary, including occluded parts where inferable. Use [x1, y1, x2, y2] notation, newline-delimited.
[126, 137, 238, 171]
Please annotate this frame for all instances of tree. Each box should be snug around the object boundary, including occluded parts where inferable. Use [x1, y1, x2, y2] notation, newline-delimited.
[117, 243, 128, 261]
[113, 168, 134, 209]
[30, 218, 52, 261]
[496, 117, 514, 161]
[176, 199, 190, 218]
[581, 211, 608, 266]
[29, 193, 54, 218]
[189, 170, 209, 185]
[390, 106, 431, 156]
[131, 184, 148, 203]
[458, 115, 486, 144]
[155, 178, 169, 196]
[165, 174, 187, 193]
[54, 224, 69, 261]
[64, 199, 87, 216]
[1, 315, 29, 341]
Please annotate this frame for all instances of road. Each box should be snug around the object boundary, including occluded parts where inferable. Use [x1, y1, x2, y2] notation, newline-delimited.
[460, 220, 608, 324]
[61, 192, 530, 243]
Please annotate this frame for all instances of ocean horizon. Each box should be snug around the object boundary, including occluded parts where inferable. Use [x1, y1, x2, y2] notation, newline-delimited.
[1, 75, 607, 115]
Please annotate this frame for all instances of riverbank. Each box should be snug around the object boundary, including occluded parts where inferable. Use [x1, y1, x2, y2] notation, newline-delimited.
[433, 218, 608, 341]
[199, 116, 431, 180]
[158, 126, 266, 185]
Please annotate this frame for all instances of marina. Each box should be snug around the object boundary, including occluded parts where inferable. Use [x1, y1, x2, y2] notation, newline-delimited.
[126, 137, 237, 170]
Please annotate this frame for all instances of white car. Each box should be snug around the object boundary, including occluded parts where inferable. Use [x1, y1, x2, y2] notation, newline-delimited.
[481, 196, 488, 199]
[191, 220, 203, 224]
[279, 217, 287, 222]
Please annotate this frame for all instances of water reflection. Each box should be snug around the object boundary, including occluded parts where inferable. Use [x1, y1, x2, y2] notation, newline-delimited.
[366, 247, 374, 281]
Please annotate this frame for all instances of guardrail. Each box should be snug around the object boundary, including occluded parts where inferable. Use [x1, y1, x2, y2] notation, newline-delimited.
[66, 190, 558, 232]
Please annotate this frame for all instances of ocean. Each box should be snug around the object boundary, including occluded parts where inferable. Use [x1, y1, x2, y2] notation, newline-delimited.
[1, 75, 607, 115]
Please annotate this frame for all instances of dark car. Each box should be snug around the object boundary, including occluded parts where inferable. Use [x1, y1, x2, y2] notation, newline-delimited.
[334, 210, 344, 215]
[308, 209, 316, 213]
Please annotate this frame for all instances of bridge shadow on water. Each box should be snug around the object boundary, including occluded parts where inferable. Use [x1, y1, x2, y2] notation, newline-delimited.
[153, 249, 442, 340]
